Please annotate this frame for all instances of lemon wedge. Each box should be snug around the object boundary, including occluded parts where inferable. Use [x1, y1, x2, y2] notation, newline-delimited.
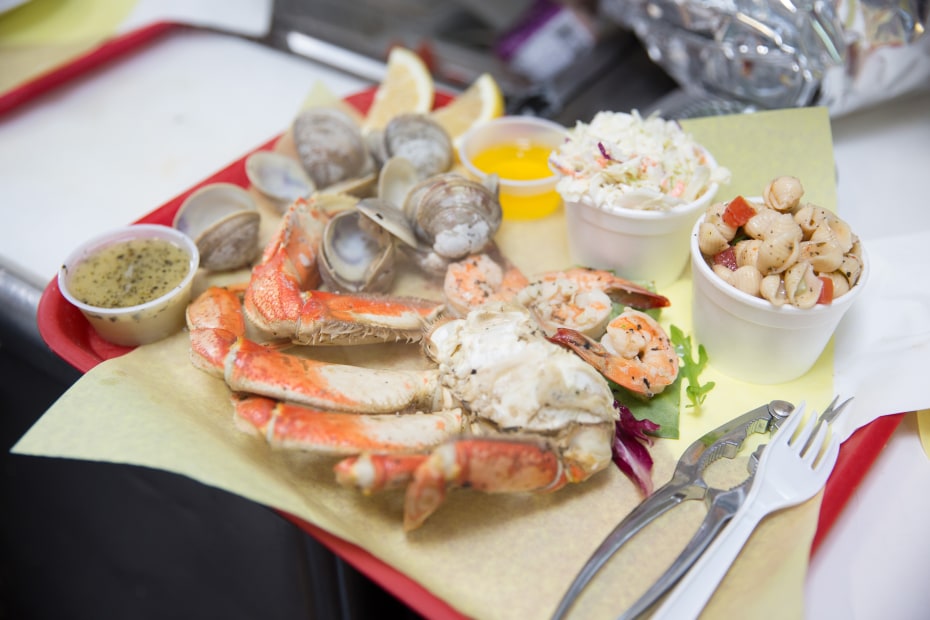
[431, 73, 505, 149]
[363, 47, 434, 131]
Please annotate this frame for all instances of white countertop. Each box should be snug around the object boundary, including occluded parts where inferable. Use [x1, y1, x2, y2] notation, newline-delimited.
[2, 27, 929, 619]
[0, 29, 369, 284]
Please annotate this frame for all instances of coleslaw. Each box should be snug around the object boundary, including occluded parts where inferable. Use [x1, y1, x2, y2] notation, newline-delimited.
[549, 111, 730, 212]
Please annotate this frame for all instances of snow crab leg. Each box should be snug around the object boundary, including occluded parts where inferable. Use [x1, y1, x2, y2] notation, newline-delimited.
[234, 395, 464, 455]
[187, 285, 444, 414]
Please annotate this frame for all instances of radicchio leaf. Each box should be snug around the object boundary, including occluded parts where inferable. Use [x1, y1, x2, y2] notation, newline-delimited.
[611, 400, 659, 496]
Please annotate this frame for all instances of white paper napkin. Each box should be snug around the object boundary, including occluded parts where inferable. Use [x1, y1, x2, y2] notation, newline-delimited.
[833, 230, 930, 441]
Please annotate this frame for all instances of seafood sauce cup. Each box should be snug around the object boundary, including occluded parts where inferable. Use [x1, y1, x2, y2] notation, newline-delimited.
[458, 115, 568, 220]
[561, 148, 719, 288]
[58, 224, 200, 347]
[689, 215, 870, 384]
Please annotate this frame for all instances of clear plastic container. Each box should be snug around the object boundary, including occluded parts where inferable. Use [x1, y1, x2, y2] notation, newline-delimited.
[458, 116, 568, 220]
[58, 224, 199, 346]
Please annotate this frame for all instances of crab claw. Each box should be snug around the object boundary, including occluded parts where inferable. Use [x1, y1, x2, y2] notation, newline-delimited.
[403, 438, 568, 531]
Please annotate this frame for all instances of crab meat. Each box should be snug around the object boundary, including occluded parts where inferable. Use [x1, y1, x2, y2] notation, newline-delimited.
[424, 304, 616, 432]
[338, 305, 618, 530]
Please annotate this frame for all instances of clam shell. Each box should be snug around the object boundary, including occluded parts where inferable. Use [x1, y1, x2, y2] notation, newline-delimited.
[357, 196, 421, 249]
[320, 171, 378, 198]
[380, 113, 453, 179]
[377, 156, 420, 209]
[405, 173, 503, 260]
[245, 151, 314, 212]
[292, 107, 370, 189]
[319, 209, 396, 293]
[173, 183, 260, 271]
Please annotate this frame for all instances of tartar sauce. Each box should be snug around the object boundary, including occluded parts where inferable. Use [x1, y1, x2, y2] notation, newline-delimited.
[68, 238, 190, 308]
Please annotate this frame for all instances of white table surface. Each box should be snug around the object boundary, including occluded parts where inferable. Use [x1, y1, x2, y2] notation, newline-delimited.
[2, 27, 929, 619]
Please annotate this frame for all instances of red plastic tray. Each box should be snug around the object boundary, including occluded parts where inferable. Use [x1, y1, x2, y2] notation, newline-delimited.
[25, 25, 903, 619]
[0, 22, 177, 118]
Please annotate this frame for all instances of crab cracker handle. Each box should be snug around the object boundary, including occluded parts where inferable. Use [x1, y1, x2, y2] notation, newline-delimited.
[550, 481, 700, 620]
[617, 483, 748, 620]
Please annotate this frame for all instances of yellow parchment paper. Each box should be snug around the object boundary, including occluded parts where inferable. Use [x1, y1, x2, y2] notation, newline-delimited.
[14, 107, 837, 619]
[917, 410, 930, 460]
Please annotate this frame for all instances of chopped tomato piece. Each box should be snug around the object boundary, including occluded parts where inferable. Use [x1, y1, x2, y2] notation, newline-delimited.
[713, 246, 738, 271]
[817, 276, 834, 305]
[722, 195, 757, 228]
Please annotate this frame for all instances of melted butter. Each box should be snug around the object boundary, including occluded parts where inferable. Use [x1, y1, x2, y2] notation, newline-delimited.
[470, 143, 561, 220]
[471, 143, 553, 181]
[68, 238, 190, 308]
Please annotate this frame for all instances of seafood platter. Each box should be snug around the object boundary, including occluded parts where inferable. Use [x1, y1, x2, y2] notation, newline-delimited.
[33, 48, 898, 620]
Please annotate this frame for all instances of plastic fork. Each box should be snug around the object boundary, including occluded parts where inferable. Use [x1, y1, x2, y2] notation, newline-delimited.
[650, 403, 841, 619]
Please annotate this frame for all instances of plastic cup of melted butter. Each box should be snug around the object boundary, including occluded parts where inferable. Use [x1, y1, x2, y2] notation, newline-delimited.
[59, 224, 199, 346]
[458, 116, 568, 220]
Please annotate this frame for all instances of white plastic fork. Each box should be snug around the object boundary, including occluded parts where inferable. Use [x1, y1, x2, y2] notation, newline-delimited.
[650, 404, 841, 619]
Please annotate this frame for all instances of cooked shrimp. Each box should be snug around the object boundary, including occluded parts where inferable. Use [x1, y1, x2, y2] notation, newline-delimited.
[443, 250, 671, 345]
[516, 277, 613, 338]
[442, 248, 529, 316]
[533, 268, 670, 310]
[548, 309, 679, 397]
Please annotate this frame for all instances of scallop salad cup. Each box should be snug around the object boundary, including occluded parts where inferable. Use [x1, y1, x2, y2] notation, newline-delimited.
[689, 215, 869, 384]
[562, 147, 719, 287]
[58, 224, 200, 347]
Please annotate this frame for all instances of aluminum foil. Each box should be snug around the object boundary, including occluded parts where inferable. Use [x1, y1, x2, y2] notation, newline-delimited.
[601, 0, 930, 116]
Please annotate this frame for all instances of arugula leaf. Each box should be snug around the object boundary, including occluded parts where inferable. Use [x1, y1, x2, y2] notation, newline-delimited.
[670, 325, 715, 410]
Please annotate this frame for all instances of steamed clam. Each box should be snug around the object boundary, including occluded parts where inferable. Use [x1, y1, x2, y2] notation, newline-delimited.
[292, 107, 373, 190]
[319, 203, 397, 293]
[402, 172, 502, 260]
[245, 151, 315, 213]
[173, 183, 260, 272]
[368, 113, 454, 179]
[357, 156, 503, 275]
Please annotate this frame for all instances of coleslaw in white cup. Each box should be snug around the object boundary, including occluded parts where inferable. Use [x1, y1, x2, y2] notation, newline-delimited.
[551, 111, 728, 287]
